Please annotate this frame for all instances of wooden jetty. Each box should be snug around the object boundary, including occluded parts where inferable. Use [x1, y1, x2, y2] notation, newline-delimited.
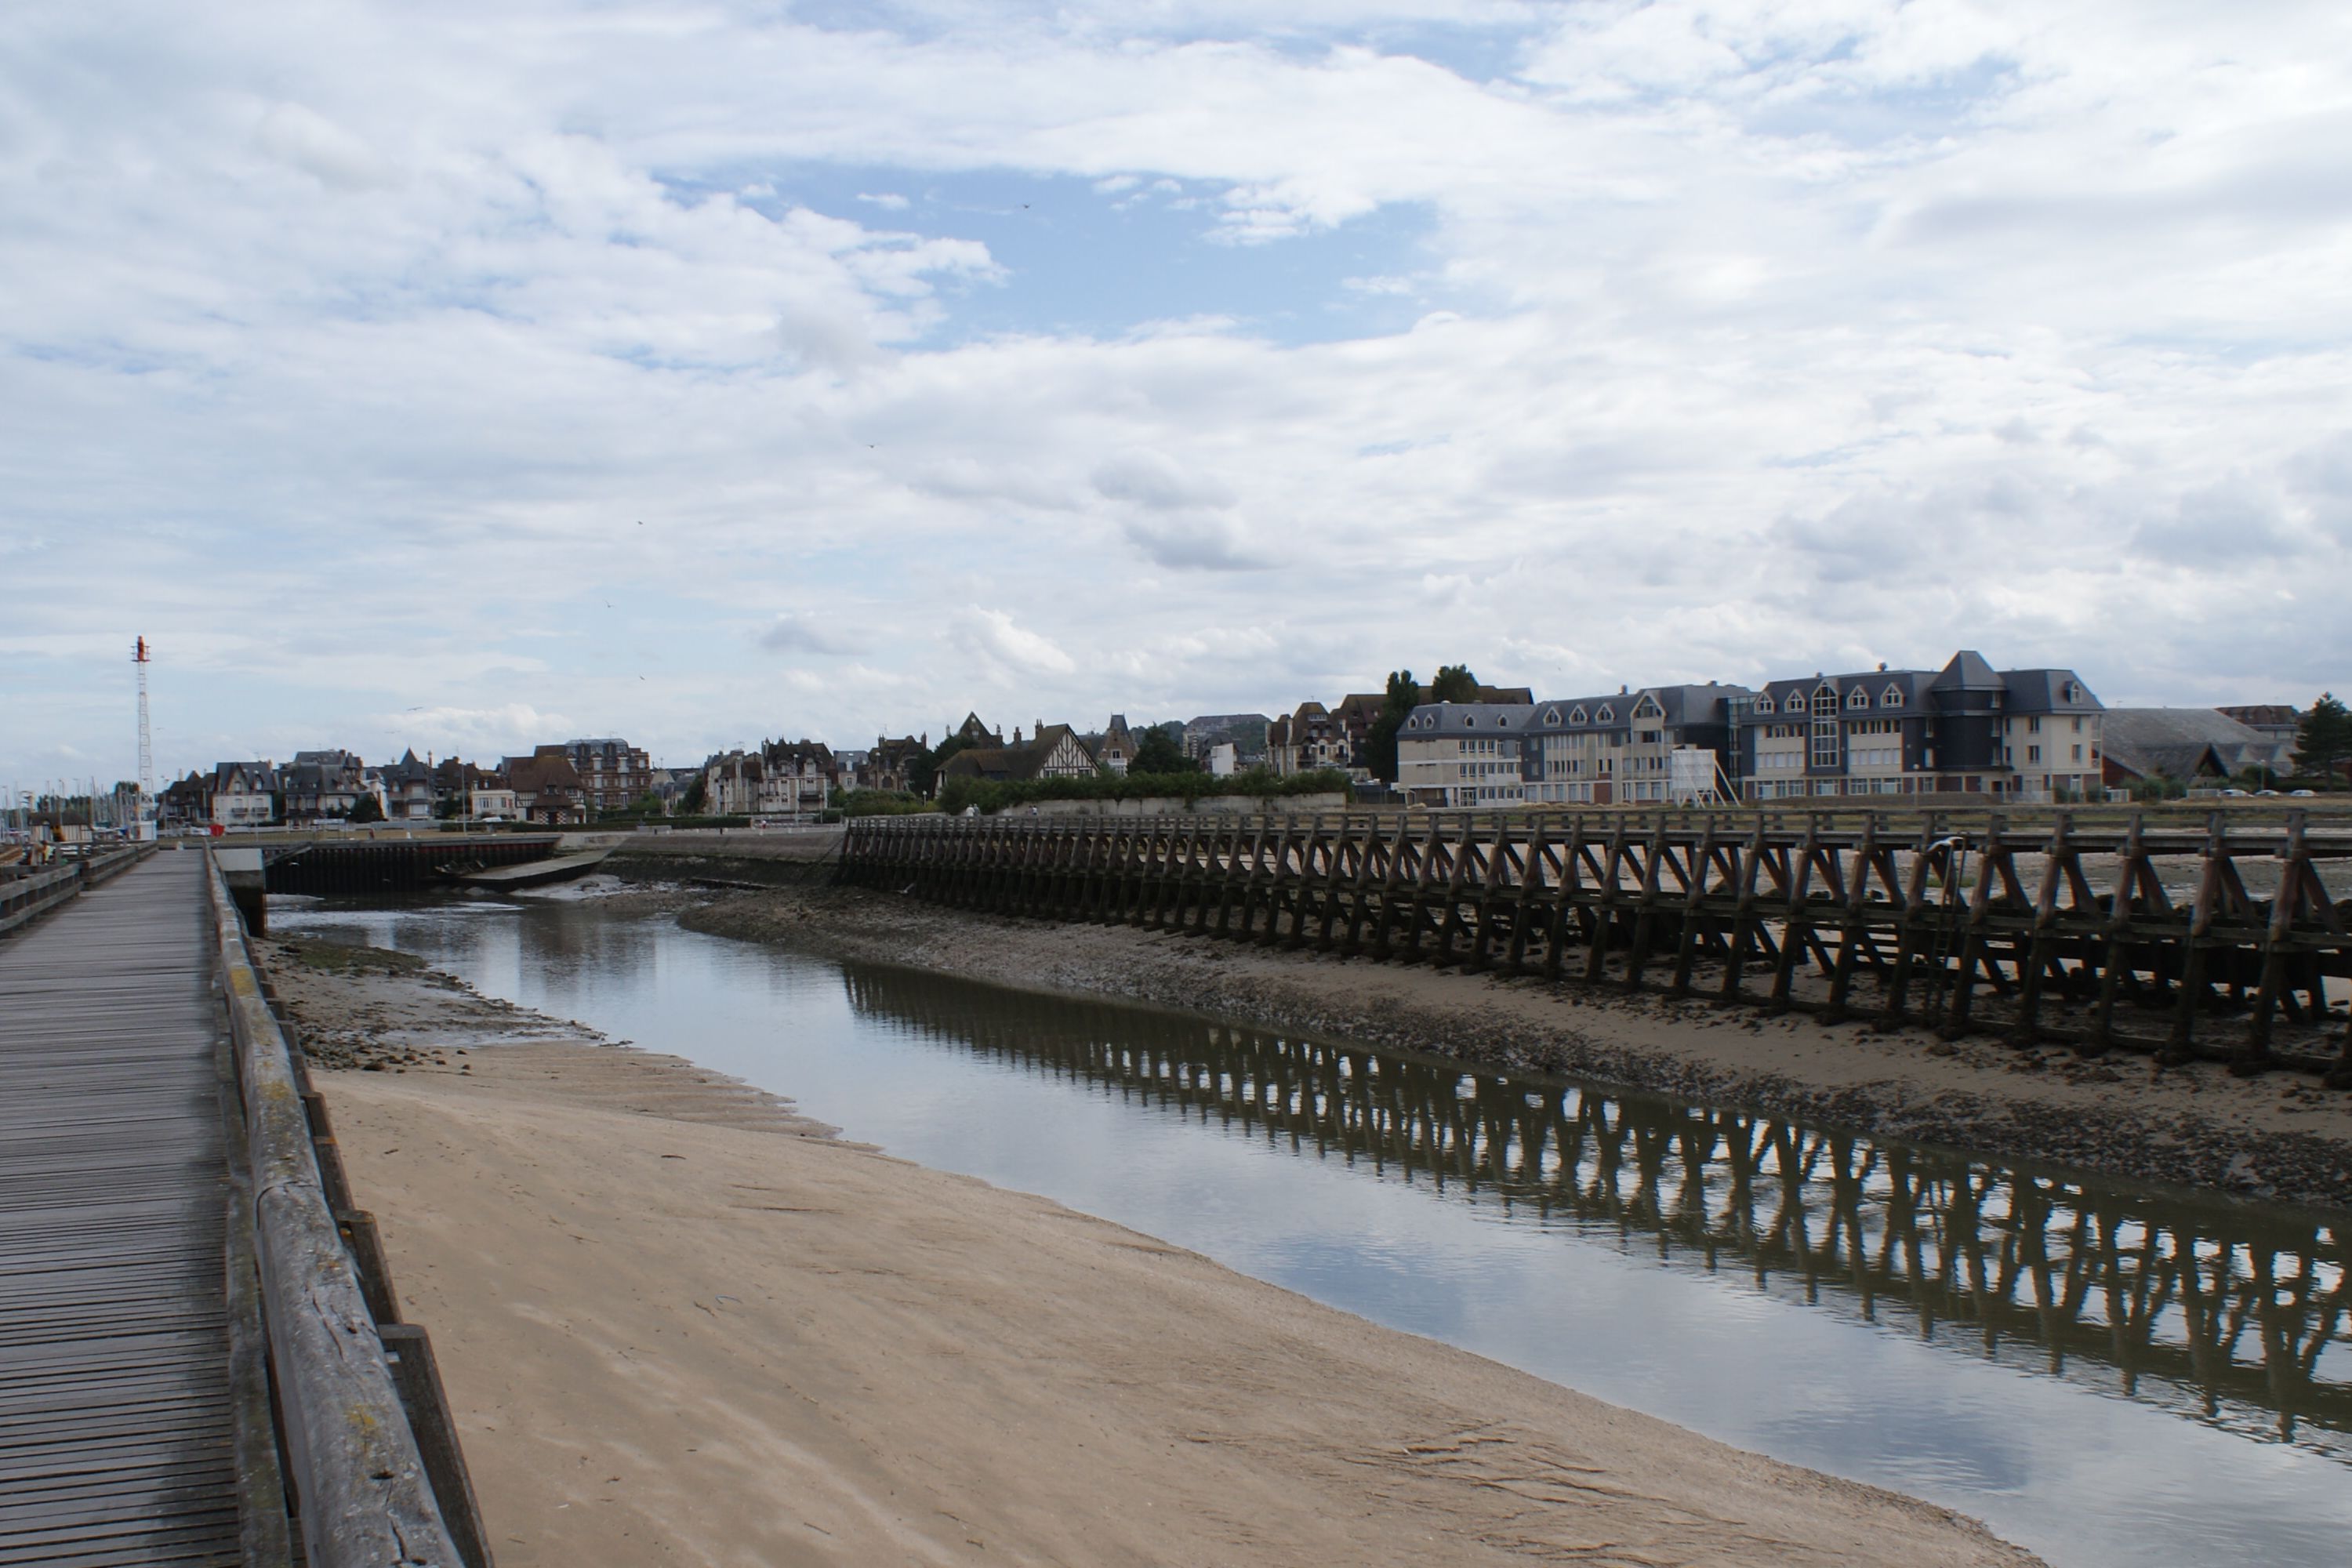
[840, 808, 2352, 1080]
[0, 850, 481, 1566]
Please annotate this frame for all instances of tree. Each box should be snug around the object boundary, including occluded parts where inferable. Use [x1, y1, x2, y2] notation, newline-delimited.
[2296, 693, 2352, 785]
[434, 795, 463, 820]
[677, 772, 708, 815]
[347, 794, 386, 824]
[912, 732, 983, 797]
[1131, 727, 1196, 775]
[1428, 663, 1483, 703]
[1364, 669, 1422, 783]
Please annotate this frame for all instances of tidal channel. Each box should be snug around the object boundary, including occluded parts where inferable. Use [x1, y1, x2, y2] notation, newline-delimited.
[280, 895, 2352, 1568]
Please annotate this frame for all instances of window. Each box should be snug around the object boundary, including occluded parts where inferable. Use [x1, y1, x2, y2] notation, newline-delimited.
[2072, 744, 2083, 761]
[2071, 716, 2082, 731]
[2027, 716, 2042, 733]
[2028, 745, 2042, 762]
[1882, 685, 1904, 707]
[1756, 695, 1774, 714]
[1596, 705, 1613, 722]
[1847, 688, 1869, 710]
[1544, 709, 1560, 724]
[1570, 706, 1588, 725]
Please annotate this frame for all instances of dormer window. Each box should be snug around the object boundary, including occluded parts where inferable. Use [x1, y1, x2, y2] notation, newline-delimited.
[1464, 716, 1476, 728]
[1633, 695, 1663, 719]
[1544, 708, 1560, 724]
[1596, 705, 1614, 723]
[1882, 685, 1904, 708]
[1570, 706, 1588, 725]
[1755, 695, 1773, 715]
[1847, 688, 1870, 710]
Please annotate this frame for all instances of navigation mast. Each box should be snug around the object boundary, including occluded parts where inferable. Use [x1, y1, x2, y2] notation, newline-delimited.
[133, 637, 154, 834]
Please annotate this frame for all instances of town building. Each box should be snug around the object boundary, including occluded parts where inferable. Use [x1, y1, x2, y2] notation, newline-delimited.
[938, 724, 1098, 785]
[502, 747, 588, 825]
[2215, 705, 2303, 753]
[1396, 702, 1536, 808]
[378, 750, 435, 821]
[1266, 702, 1350, 776]
[2100, 710, 2290, 790]
[469, 782, 520, 820]
[1094, 715, 1138, 775]
[1181, 713, 1272, 763]
[703, 740, 838, 817]
[562, 739, 653, 814]
[280, 750, 377, 822]
[207, 762, 280, 829]
[1328, 693, 1387, 770]
[158, 771, 212, 829]
[1520, 684, 1749, 805]
[1731, 652, 2103, 801]
[858, 735, 929, 793]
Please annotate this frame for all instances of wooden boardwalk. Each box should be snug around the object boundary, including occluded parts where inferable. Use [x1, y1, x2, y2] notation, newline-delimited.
[0, 853, 243, 1566]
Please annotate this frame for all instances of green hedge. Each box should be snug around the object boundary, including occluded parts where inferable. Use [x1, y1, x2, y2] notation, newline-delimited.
[936, 767, 1351, 817]
[833, 789, 932, 818]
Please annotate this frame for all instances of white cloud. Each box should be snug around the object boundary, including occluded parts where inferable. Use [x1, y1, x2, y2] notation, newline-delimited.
[6, 2, 2352, 783]
[949, 608, 1078, 677]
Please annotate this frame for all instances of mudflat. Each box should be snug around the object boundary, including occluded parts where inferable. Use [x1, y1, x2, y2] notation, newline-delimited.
[270, 937, 2038, 1568]
[679, 878, 2352, 1209]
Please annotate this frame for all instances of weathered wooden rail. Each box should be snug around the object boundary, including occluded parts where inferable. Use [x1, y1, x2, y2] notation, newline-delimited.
[840, 809, 2352, 1080]
[0, 844, 150, 936]
[846, 966, 2352, 1451]
[205, 849, 480, 1567]
[263, 833, 561, 895]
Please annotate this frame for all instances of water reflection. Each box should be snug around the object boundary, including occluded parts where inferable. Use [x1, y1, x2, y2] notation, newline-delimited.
[840, 965, 2352, 1459]
[279, 897, 2352, 1566]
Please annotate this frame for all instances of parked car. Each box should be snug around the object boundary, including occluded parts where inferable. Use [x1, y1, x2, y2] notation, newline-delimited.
[2291, 789, 2318, 797]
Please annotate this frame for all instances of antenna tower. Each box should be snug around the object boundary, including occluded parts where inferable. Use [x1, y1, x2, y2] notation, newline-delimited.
[132, 637, 154, 813]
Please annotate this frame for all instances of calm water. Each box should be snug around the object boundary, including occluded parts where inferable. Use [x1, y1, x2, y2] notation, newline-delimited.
[280, 895, 2352, 1568]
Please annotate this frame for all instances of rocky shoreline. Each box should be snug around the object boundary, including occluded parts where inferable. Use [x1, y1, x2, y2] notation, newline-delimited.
[680, 880, 2352, 1213]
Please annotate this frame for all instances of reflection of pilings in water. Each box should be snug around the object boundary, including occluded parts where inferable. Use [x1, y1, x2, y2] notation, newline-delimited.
[839, 810, 2352, 1079]
[841, 965, 2352, 1451]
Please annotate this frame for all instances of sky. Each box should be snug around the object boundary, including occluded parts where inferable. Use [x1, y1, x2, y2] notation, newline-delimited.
[3, 1, 2349, 786]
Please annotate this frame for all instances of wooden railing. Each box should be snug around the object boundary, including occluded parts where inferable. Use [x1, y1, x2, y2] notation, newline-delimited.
[204, 850, 478, 1568]
[840, 808, 2352, 1080]
[0, 843, 153, 935]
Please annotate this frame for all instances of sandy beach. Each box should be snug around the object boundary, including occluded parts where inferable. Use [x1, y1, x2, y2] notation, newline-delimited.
[674, 877, 2352, 1210]
[265, 932, 2040, 1568]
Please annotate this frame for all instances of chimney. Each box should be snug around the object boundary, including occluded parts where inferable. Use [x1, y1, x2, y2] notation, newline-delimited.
[1034, 719, 1044, 738]
[1014, 727, 1024, 745]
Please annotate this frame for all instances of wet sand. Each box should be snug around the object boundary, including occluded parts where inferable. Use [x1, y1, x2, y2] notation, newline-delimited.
[266, 937, 2039, 1568]
[681, 880, 2352, 1210]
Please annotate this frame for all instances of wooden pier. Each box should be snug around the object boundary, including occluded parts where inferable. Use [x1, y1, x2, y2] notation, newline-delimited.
[840, 808, 2352, 1080]
[0, 851, 477, 1566]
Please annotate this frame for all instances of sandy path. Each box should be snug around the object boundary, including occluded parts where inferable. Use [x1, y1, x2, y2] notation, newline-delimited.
[274, 944, 2038, 1568]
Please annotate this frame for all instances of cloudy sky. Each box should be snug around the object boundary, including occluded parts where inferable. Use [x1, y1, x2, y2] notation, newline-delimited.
[5, 1, 2348, 786]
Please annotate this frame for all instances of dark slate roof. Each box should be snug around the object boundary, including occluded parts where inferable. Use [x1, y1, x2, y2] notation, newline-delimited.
[2103, 709, 2285, 780]
[1402, 702, 1537, 737]
[1932, 649, 2002, 691]
[1997, 669, 2103, 713]
[942, 724, 1095, 782]
[1753, 670, 1936, 713]
[1522, 684, 1749, 734]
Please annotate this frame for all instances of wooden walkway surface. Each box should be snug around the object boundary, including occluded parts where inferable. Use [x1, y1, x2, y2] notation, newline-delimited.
[0, 852, 241, 1566]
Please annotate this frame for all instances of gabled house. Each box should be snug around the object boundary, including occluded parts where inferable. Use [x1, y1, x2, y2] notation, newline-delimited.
[159, 771, 212, 829]
[1396, 702, 1537, 808]
[281, 750, 376, 822]
[1095, 715, 1138, 775]
[379, 750, 435, 821]
[1518, 684, 1751, 805]
[939, 723, 1098, 785]
[1267, 702, 1347, 775]
[859, 735, 929, 793]
[207, 762, 280, 829]
[503, 747, 587, 825]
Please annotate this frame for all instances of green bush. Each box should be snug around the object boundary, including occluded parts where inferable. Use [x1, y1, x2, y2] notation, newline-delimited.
[832, 789, 932, 818]
[935, 766, 1352, 816]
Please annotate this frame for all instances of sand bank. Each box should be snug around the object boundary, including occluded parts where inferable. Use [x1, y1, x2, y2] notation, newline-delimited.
[264, 936, 2037, 1568]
